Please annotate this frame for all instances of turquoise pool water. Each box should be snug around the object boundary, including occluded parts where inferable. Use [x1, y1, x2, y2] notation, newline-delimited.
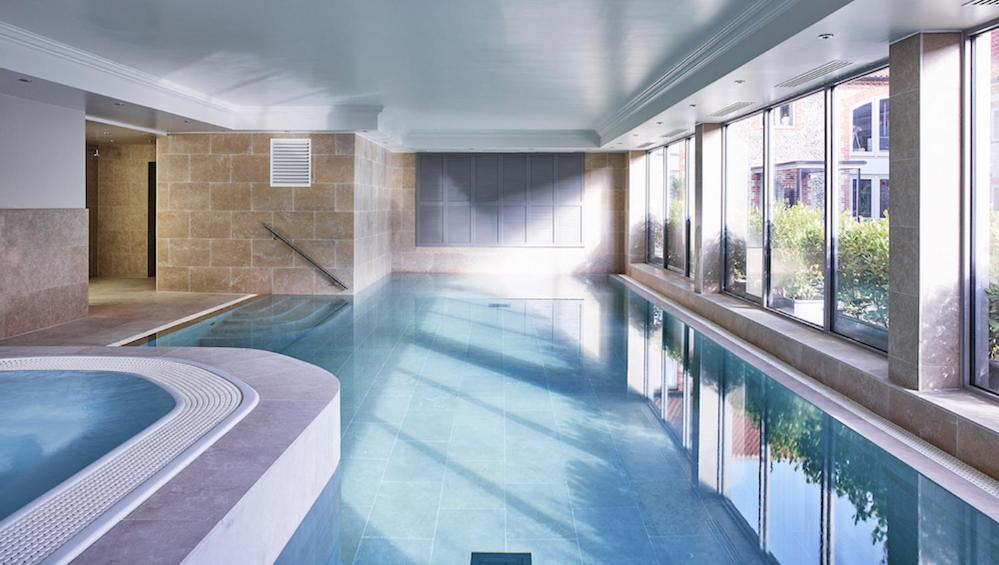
[0, 370, 176, 523]
[145, 275, 999, 564]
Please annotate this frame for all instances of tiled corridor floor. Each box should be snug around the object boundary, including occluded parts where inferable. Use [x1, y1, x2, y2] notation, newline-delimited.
[0, 278, 251, 346]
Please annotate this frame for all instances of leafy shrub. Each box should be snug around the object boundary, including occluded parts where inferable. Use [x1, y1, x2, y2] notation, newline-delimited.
[770, 204, 824, 300]
[837, 214, 889, 328]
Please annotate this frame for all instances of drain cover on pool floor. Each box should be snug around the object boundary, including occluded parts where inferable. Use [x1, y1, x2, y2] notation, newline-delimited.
[470, 552, 531, 565]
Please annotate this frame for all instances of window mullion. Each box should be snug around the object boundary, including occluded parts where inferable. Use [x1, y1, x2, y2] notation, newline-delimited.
[825, 88, 836, 332]
[763, 109, 773, 308]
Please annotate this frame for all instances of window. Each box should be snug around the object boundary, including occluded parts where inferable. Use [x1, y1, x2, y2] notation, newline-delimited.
[725, 114, 765, 300]
[834, 69, 890, 349]
[665, 140, 689, 273]
[648, 147, 665, 264]
[649, 67, 889, 349]
[851, 103, 873, 152]
[972, 29, 999, 394]
[852, 179, 872, 219]
[769, 91, 826, 326]
[850, 97, 890, 154]
[879, 98, 890, 151]
[646, 138, 693, 276]
[775, 103, 795, 127]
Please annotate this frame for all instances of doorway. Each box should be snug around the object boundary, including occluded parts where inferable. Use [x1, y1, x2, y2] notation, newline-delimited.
[85, 120, 158, 291]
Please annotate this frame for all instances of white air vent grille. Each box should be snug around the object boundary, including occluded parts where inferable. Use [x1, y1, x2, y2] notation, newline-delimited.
[964, 0, 999, 5]
[662, 128, 689, 139]
[637, 141, 656, 149]
[709, 101, 755, 118]
[775, 60, 854, 88]
[270, 138, 312, 187]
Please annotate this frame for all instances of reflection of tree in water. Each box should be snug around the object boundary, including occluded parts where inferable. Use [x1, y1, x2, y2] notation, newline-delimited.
[724, 356, 889, 547]
[831, 424, 889, 546]
[629, 295, 891, 550]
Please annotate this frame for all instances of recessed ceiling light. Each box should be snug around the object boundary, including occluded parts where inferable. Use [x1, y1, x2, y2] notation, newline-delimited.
[102, 131, 109, 135]
[109, 139, 115, 143]
[734, 79, 746, 84]
[818, 33, 834, 40]
[689, 104, 697, 108]
[17, 77, 31, 83]
[656, 121, 663, 125]
[183, 119, 191, 124]
[632, 134, 638, 137]
[113, 101, 125, 106]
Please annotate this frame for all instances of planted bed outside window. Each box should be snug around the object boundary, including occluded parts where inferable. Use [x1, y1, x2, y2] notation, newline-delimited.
[768, 92, 827, 326]
[834, 68, 890, 348]
[725, 114, 765, 299]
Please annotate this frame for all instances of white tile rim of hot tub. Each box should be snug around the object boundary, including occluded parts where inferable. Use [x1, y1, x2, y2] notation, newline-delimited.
[0, 356, 258, 565]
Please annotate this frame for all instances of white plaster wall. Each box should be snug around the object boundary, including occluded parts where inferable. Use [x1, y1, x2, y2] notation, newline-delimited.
[0, 91, 85, 208]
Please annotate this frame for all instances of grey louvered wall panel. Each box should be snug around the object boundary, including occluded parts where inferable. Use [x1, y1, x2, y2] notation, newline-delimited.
[416, 152, 584, 248]
[501, 205, 526, 245]
[416, 204, 444, 245]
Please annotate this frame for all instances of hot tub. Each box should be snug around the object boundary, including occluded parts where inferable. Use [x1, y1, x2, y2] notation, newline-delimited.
[0, 356, 257, 564]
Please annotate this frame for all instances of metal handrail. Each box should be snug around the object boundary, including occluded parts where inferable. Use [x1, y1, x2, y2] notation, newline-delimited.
[262, 223, 348, 290]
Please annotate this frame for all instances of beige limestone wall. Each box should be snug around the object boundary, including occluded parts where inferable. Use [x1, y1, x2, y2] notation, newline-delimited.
[156, 133, 356, 294]
[352, 136, 394, 292]
[0, 209, 89, 339]
[97, 143, 155, 277]
[390, 152, 627, 274]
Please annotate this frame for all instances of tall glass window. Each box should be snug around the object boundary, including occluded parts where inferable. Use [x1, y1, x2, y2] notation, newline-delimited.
[725, 115, 765, 299]
[972, 29, 999, 394]
[647, 147, 665, 265]
[666, 141, 688, 273]
[768, 91, 827, 326]
[834, 69, 890, 349]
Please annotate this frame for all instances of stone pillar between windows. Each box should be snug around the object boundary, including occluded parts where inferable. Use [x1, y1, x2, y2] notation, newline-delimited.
[627, 150, 648, 264]
[887, 33, 962, 390]
[693, 123, 724, 294]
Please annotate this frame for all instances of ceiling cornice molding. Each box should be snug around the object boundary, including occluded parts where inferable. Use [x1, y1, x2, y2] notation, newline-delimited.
[0, 20, 384, 132]
[228, 104, 382, 132]
[594, 0, 800, 144]
[402, 129, 600, 151]
[0, 21, 237, 115]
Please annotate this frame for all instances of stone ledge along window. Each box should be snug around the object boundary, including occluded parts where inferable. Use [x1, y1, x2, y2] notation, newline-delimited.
[415, 153, 584, 247]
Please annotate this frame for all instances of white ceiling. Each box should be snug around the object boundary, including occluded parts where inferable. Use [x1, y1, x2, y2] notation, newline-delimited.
[85, 120, 157, 145]
[0, 0, 997, 150]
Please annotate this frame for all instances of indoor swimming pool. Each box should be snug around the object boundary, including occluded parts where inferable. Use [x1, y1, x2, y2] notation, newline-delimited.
[143, 275, 999, 564]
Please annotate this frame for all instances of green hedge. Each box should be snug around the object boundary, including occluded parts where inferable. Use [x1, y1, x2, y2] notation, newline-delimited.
[764, 204, 889, 328]
[837, 213, 889, 328]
